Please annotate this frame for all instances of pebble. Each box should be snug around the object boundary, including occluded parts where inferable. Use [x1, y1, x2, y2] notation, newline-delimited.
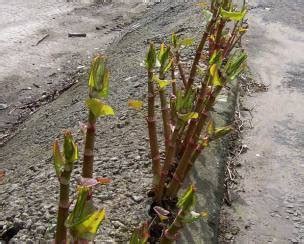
[0, 103, 8, 110]
[131, 195, 144, 203]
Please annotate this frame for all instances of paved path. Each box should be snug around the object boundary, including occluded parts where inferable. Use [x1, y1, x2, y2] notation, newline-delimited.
[228, 0, 304, 243]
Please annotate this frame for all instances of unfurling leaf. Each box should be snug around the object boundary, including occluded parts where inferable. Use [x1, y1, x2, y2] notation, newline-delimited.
[210, 64, 222, 87]
[177, 185, 196, 211]
[86, 98, 115, 118]
[220, 8, 247, 21]
[88, 55, 110, 98]
[53, 140, 65, 177]
[153, 76, 172, 90]
[145, 43, 156, 70]
[158, 44, 170, 66]
[63, 131, 79, 164]
[128, 100, 143, 110]
[66, 187, 105, 241]
[176, 89, 196, 112]
[224, 50, 247, 81]
[178, 112, 199, 122]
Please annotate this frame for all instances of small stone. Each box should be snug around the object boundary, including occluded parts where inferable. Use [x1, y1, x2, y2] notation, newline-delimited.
[231, 226, 240, 235]
[225, 233, 233, 240]
[135, 155, 141, 160]
[0, 103, 8, 110]
[36, 226, 46, 235]
[291, 239, 299, 244]
[112, 220, 125, 229]
[42, 91, 47, 95]
[131, 195, 144, 203]
[133, 82, 141, 88]
[110, 157, 118, 162]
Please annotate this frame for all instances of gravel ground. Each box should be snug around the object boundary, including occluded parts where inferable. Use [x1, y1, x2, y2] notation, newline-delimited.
[0, 2, 212, 242]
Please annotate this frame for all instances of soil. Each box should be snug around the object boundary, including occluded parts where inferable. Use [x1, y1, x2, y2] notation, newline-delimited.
[0, 1, 212, 242]
[220, 0, 304, 243]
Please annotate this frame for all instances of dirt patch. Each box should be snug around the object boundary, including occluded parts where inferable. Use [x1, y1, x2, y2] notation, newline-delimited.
[0, 0, 151, 146]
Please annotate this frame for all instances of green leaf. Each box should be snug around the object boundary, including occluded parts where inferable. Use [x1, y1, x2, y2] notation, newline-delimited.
[145, 43, 156, 70]
[176, 89, 196, 113]
[66, 187, 105, 241]
[72, 209, 105, 240]
[53, 140, 65, 177]
[178, 112, 198, 122]
[163, 59, 173, 73]
[210, 64, 222, 87]
[128, 100, 143, 110]
[177, 185, 196, 211]
[153, 76, 171, 90]
[220, 8, 247, 21]
[179, 38, 194, 47]
[85, 98, 115, 118]
[63, 131, 79, 164]
[224, 50, 247, 81]
[209, 50, 223, 66]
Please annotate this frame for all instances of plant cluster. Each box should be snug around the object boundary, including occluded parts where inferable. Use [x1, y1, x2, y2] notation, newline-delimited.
[130, 0, 248, 243]
[52, 0, 248, 243]
[53, 56, 113, 243]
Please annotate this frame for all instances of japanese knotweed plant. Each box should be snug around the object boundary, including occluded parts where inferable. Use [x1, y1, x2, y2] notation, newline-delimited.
[129, 0, 248, 242]
[53, 55, 114, 243]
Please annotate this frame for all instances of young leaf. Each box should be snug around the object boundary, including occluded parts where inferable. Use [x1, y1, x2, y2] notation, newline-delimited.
[209, 50, 222, 66]
[71, 209, 105, 241]
[224, 50, 247, 80]
[145, 43, 156, 70]
[128, 100, 144, 110]
[88, 55, 110, 98]
[177, 185, 196, 211]
[210, 64, 222, 87]
[66, 187, 105, 240]
[63, 131, 79, 164]
[153, 75, 171, 90]
[85, 98, 115, 118]
[178, 112, 199, 122]
[220, 8, 247, 21]
[53, 140, 65, 177]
